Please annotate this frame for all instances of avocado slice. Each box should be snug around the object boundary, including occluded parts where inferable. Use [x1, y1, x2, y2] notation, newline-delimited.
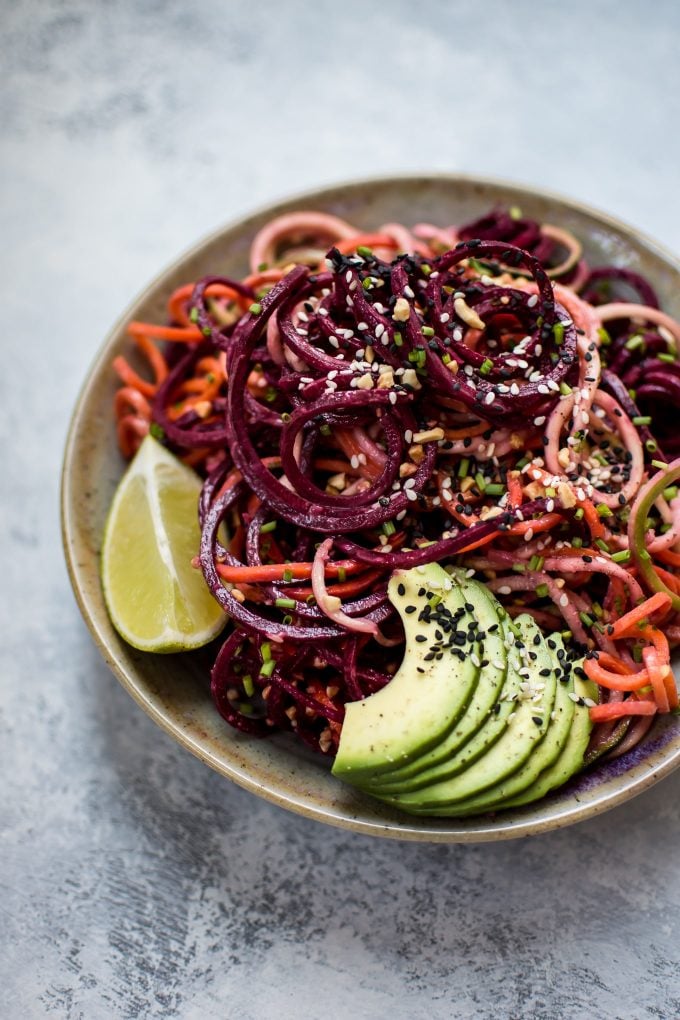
[370, 615, 559, 812]
[370, 570, 513, 790]
[331, 564, 481, 781]
[500, 671, 596, 810]
[435, 635, 579, 816]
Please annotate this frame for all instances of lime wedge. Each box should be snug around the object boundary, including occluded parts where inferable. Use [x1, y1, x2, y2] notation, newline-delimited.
[101, 435, 226, 652]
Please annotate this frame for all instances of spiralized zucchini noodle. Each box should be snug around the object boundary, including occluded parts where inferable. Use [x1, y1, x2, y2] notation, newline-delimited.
[113, 206, 680, 764]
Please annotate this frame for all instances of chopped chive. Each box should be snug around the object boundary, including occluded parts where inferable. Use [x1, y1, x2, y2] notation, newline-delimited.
[189, 307, 199, 323]
[611, 549, 631, 563]
[356, 245, 373, 257]
[149, 422, 165, 441]
[544, 486, 556, 497]
[428, 594, 442, 608]
[574, 507, 584, 520]
[202, 326, 212, 337]
[595, 538, 610, 552]
[283, 568, 293, 583]
[536, 583, 549, 598]
[249, 302, 262, 315]
[632, 415, 652, 426]
[382, 520, 396, 536]
[485, 483, 505, 496]
[281, 412, 291, 423]
[625, 333, 644, 351]
[596, 503, 613, 517]
[264, 386, 277, 402]
[337, 567, 346, 583]
[275, 597, 296, 609]
[579, 612, 594, 628]
[559, 381, 573, 396]
[512, 563, 526, 573]
[320, 423, 332, 436]
[633, 645, 643, 663]
[561, 630, 572, 641]
[242, 674, 254, 697]
[572, 537, 583, 548]
[260, 521, 277, 533]
[257, 262, 268, 271]
[393, 331, 403, 347]
[597, 327, 612, 346]
[479, 358, 493, 376]
[657, 352, 677, 363]
[475, 472, 487, 493]
[442, 353, 452, 364]
[261, 642, 272, 661]
[651, 459, 667, 470]
[362, 277, 373, 290]
[553, 322, 565, 346]
[421, 326, 435, 337]
[645, 439, 658, 453]
[663, 486, 678, 501]
[421, 264, 432, 276]
[591, 602, 604, 618]
[628, 388, 637, 401]
[282, 614, 293, 625]
[458, 457, 470, 478]
[259, 659, 276, 678]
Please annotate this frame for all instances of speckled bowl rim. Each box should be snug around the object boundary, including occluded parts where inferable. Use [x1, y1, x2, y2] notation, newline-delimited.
[61, 172, 680, 842]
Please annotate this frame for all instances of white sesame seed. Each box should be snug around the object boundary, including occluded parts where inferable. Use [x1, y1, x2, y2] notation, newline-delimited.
[527, 294, 538, 308]
[497, 585, 512, 595]
[405, 488, 418, 501]
[485, 391, 496, 405]
[559, 594, 569, 607]
[403, 478, 416, 489]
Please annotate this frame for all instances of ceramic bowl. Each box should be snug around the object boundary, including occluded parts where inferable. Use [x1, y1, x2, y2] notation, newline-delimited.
[61, 174, 680, 842]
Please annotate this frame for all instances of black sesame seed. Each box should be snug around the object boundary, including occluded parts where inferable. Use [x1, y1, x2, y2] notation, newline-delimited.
[397, 583, 406, 597]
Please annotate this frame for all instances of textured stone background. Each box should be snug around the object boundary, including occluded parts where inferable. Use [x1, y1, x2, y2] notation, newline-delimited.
[2, 2, 680, 1017]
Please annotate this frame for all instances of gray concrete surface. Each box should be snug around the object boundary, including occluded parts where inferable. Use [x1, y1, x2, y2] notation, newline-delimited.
[2, 1, 680, 1017]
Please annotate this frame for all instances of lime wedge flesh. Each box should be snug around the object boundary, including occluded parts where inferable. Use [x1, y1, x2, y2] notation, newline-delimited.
[101, 435, 226, 652]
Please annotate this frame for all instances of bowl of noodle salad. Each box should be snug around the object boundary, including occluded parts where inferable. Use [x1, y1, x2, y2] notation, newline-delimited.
[62, 174, 680, 841]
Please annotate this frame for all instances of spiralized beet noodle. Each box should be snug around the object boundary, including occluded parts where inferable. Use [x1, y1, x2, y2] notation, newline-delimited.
[113, 207, 680, 765]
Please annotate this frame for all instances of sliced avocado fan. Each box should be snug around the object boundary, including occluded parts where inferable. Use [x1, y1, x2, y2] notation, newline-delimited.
[331, 565, 594, 817]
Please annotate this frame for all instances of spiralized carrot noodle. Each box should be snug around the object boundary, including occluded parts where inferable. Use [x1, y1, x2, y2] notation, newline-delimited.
[111, 203, 680, 765]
